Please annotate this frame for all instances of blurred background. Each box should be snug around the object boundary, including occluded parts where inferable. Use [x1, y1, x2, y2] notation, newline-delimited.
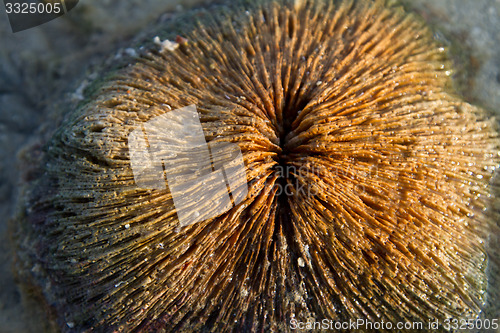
[0, 0, 499, 331]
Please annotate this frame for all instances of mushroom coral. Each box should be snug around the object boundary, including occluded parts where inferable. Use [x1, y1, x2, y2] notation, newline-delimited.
[14, 0, 500, 332]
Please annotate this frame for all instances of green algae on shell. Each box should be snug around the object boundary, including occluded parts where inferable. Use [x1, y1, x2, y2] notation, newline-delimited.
[14, 0, 500, 331]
